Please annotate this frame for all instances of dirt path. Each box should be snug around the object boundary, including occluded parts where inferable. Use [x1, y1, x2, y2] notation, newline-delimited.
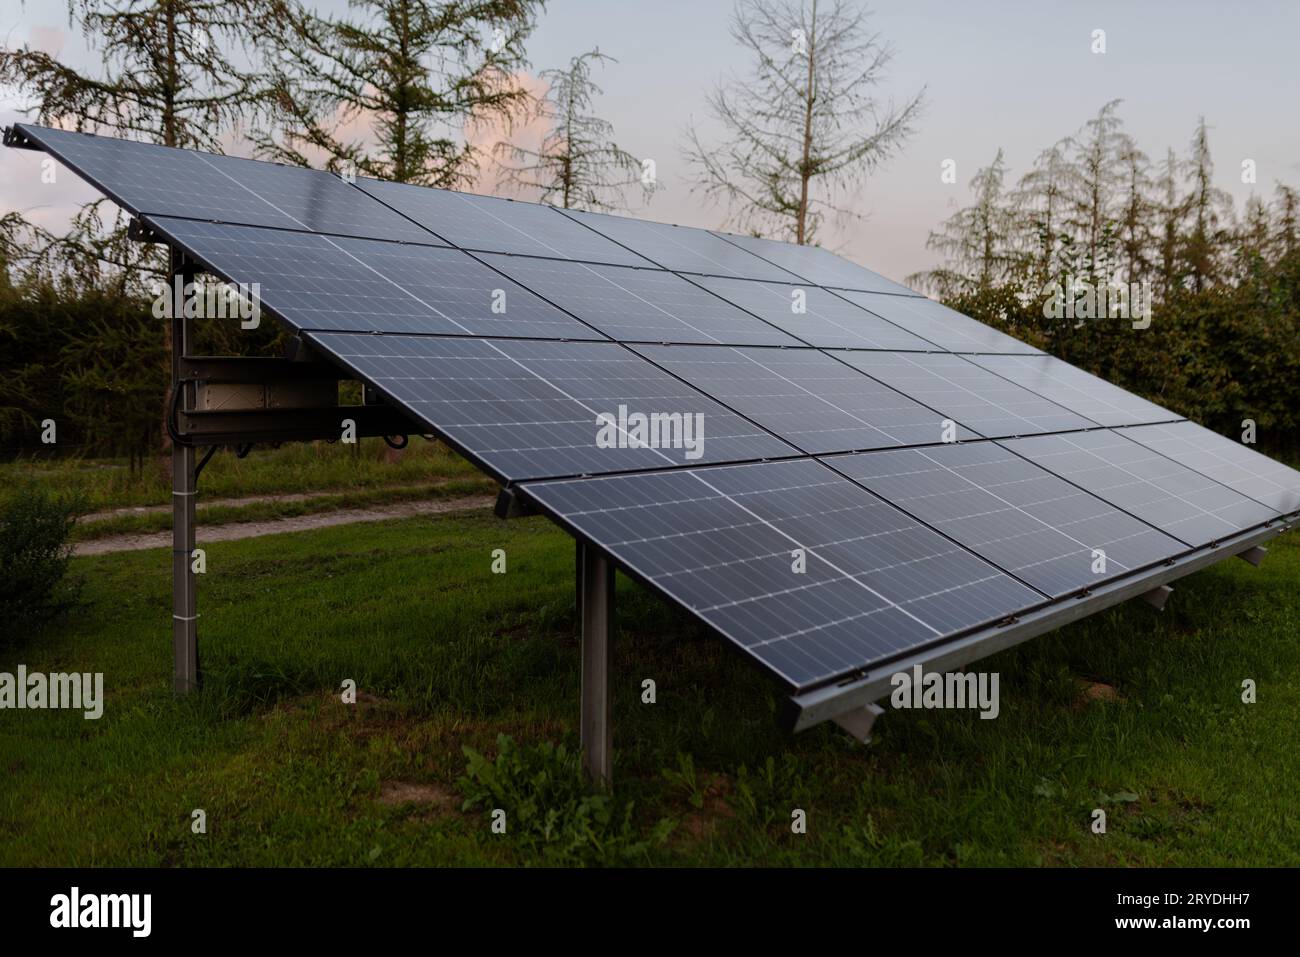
[79, 483, 449, 524]
[74, 494, 496, 556]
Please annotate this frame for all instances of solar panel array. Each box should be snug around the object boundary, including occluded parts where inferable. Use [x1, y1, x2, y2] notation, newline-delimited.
[826, 443, 1185, 597]
[525, 458, 1044, 687]
[17, 122, 1300, 697]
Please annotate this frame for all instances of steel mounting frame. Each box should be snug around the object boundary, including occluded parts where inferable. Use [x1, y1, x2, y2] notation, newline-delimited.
[784, 520, 1291, 732]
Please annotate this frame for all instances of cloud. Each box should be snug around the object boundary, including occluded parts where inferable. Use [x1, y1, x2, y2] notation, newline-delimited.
[27, 25, 65, 56]
[0, 131, 103, 235]
[463, 70, 552, 198]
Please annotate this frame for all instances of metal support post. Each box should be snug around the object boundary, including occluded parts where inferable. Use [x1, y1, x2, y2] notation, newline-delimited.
[578, 541, 614, 786]
[1141, 584, 1173, 611]
[1237, 545, 1267, 567]
[171, 249, 199, 693]
[575, 538, 584, 614]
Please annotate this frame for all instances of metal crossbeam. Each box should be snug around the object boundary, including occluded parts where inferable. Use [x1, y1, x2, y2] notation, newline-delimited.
[180, 355, 342, 384]
[177, 406, 416, 446]
[787, 521, 1288, 732]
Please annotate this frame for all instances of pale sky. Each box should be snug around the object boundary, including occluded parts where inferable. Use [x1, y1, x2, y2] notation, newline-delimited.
[3, 0, 1298, 284]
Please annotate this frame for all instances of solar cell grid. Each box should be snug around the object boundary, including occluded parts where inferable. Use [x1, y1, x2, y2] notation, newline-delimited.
[633, 344, 980, 453]
[306, 333, 797, 480]
[1121, 421, 1300, 516]
[689, 275, 936, 350]
[18, 124, 436, 243]
[835, 290, 1042, 354]
[561, 208, 806, 282]
[827, 442, 1187, 597]
[835, 351, 1094, 438]
[480, 254, 800, 345]
[1003, 430, 1278, 546]
[356, 178, 656, 265]
[149, 217, 601, 339]
[14, 122, 1300, 717]
[523, 457, 1044, 689]
[710, 230, 919, 295]
[969, 354, 1179, 426]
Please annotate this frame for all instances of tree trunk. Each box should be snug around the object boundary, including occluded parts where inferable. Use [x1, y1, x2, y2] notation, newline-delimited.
[796, 0, 817, 245]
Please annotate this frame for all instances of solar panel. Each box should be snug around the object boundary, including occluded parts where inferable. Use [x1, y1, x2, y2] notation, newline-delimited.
[969, 354, 1178, 426]
[355, 178, 656, 266]
[1121, 421, 1300, 517]
[835, 351, 1095, 438]
[522, 457, 1043, 689]
[479, 255, 800, 346]
[709, 230, 918, 295]
[688, 275, 936, 350]
[560, 208, 805, 281]
[149, 217, 602, 340]
[307, 333, 797, 481]
[1002, 430, 1278, 547]
[827, 442, 1187, 597]
[834, 290, 1042, 355]
[17, 124, 437, 244]
[632, 344, 980, 453]
[13, 123, 1296, 721]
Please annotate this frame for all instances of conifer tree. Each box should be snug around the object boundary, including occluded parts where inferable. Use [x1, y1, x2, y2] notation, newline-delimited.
[683, 0, 924, 244]
[494, 48, 653, 211]
[255, 0, 544, 187]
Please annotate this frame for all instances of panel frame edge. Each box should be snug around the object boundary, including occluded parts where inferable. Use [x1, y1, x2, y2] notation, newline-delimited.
[785, 519, 1291, 732]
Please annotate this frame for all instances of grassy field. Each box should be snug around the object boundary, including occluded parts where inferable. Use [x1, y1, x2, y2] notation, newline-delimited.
[2, 506, 1297, 867]
[0, 438, 483, 513]
[0, 439, 494, 541]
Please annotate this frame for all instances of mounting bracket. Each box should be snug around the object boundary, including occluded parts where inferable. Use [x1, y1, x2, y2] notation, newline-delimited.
[1141, 584, 1173, 611]
[2, 125, 39, 150]
[494, 486, 539, 519]
[832, 703, 886, 744]
[785, 521, 1285, 733]
[1237, 545, 1267, 567]
[127, 218, 163, 243]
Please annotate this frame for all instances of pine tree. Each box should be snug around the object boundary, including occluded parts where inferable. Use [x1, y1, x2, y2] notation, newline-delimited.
[911, 150, 1021, 298]
[1235, 194, 1271, 272]
[1153, 147, 1189, 299]
[1, 0, 268, 279]
[1013, 139, 1073, 290]
[683, 0, 924, 244]
[1115, 133, 1153, 285]
[0, 1, 281, 456]
[1271, 183, 1299, 260]
[494, 49, 654, 211]
[0, 0, 264, 150]
[255, 0, 543, 187]
[1181, 117, 1233, 293]
[1062, 99, 1126, 281]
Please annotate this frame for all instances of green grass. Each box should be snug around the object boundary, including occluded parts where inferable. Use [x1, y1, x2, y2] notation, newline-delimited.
[0, 438, 482, 514]
[1, 513, 1297, 866]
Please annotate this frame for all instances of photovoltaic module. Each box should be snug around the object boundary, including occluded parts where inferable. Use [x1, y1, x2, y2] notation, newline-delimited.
[10, 122, 1298, 705]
